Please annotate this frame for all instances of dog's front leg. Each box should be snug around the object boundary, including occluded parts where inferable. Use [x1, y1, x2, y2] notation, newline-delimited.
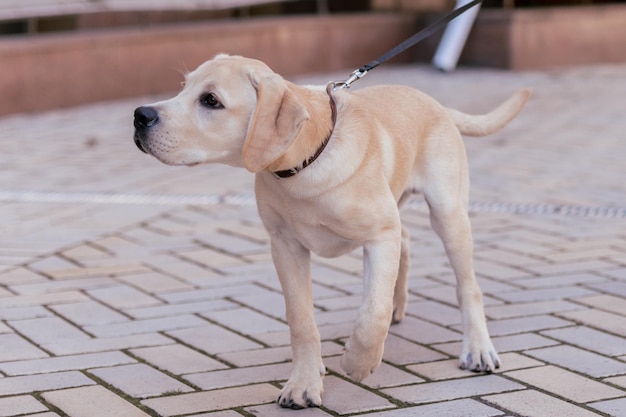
[341, 230, 401, 382]
[271, 233, 325, 409]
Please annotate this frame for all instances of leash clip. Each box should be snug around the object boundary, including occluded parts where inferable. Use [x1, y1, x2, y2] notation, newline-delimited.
[330, 68, 368, 91]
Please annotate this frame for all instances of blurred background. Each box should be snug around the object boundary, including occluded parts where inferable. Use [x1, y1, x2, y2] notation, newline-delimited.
[0, 0, 625, 115]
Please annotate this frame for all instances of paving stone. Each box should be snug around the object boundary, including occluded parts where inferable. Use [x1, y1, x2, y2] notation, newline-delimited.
[202, 307, 289, 335]
[514, 272, 609, 289]
[0, 395, 47, 417]
[475, 248, 545, 268]
[603, 268, 626, 281]
[485, 299, 583, 320]
[219, 341, 343, 367]
[0, 351, 136, 376]
[382, 374, 523, 404]
[188, 412, 246, 417]
[196, 232, 268, 255]
[407, 352, 543, 381]
[217, 222, 269, 243]
[483, 389, 603, 417]
[325, 356, 424, 388]
[167, 325, 262, 355]
[404, 300, 461, 326]
[321, 375, 394, 414]
[0, 334, 48, 362]
[43, 385, 151, 417]
[473, 259, 531, 280]
[480, 314, 572, 337]
[40, 263, 148, 280]
[542, 326, 626, 356]
[0, 267, 48, 285]
[605, 375, 626, 390]
[50, 301, 129, 326]
[124, 299, 236, 319]
[28, 256, 80, 276]
[574, 294, 626, 315]
[87, 285, 162, 309]
[89, 363, 194, 398]
[246, 403, 333, 416]
[130, 344, 228, 375]
[141, 383, 279, 416]
[382, 334, 448, 365]
[314, 309, 359, 326]
[8, 317, 90, 345]
[314, 254, 363, 275]
[417, 285, 502, 307]
[558, 308, 626, 337]
[0, 305, 52, 320]
[178, 248, 244, 269]
[359, 399, 504, 417]
[310, 264, 363, 287]
[0, 291, 89, 308]
[589, 397, 626, 416]
[525, 345, 626, 378]
[506, 365, 624, 403]
[522, 260, 619, 276]
[252, 329, 291, 347]
[433, 332, 559, 358]
[42, 333, 173, 355]
[0, 322, 11, 333]
[388, 316, 462, 345]
[0, 371, 95, 396]
[116, 272, 194, 293]
[84, 314, 208, 338]
[234, 291, 290, 319]
[9, 277, 117, 296]
[159, 284, 264, 304]
[586, 281, 626, 297]
[494, 286, 598, 303]
[141, 253, 222, 285]
[184, 362, 292, 390]
[62, 244, 112, 262]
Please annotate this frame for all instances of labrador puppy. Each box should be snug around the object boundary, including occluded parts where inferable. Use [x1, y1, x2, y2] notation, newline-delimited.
[133, 54, 530, 409]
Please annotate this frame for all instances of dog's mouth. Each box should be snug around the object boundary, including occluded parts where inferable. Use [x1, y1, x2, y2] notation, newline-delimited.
[133, 133, 148, 154]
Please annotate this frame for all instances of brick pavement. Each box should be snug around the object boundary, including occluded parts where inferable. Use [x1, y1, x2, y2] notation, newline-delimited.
[0, 63, 625, 416]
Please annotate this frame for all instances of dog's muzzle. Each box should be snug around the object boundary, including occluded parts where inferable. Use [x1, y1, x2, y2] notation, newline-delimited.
[133, 106, 159, 154]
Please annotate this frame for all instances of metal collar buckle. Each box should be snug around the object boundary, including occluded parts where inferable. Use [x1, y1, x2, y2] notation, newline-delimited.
[329, 68, 369, 91]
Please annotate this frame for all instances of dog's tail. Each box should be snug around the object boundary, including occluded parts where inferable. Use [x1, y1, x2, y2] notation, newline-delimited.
[447, 89, 531, 137]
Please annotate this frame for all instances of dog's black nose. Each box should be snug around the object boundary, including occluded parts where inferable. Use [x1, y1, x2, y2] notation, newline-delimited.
[134, 106, 159, 129]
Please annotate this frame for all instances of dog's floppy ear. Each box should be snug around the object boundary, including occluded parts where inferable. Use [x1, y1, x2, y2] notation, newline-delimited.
[242, 72, 309, 173]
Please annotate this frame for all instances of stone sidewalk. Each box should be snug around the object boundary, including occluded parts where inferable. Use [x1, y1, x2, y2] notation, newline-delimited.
[0, 63, 625, 417]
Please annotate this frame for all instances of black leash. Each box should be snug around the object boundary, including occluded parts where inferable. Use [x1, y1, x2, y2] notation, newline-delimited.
[331, 0, 482, 90]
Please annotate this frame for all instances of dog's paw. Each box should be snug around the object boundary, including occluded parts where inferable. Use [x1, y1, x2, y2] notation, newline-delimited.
[340, 338, 383, 382]
[459, 342, 501, 373]
[277, 365, 325, 409]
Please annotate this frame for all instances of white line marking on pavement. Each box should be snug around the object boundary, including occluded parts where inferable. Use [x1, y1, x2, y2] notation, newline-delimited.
[0, 190, 624, 218]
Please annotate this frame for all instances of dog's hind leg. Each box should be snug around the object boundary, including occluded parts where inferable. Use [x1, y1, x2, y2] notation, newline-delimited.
[425, 187, 500, 373]
[421, 131, 499, 372]
[392, 225, 410, 324]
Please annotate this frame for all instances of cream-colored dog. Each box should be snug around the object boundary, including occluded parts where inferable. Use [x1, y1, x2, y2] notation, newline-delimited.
[133, 54, 530, 409]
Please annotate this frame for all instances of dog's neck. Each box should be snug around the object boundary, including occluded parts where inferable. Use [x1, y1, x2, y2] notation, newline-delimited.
[266, 83, 336, 177]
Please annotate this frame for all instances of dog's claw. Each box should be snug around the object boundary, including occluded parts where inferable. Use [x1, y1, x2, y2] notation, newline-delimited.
[459, 348, 500, 374]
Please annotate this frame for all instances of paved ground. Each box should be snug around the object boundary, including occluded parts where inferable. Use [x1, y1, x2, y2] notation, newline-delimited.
[0, 62, 625, 417]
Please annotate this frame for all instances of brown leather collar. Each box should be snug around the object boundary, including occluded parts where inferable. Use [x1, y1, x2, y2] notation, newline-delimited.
[272, 89, 337, 179]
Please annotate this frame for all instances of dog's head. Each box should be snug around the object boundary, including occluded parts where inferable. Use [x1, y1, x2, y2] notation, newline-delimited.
[133, 54, 309, 172]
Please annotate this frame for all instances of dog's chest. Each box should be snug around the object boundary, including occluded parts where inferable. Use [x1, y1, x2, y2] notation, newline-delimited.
[281, 201, 368, 258]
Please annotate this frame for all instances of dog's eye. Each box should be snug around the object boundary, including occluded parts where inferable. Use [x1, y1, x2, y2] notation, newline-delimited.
[200, 93, 223, 109]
